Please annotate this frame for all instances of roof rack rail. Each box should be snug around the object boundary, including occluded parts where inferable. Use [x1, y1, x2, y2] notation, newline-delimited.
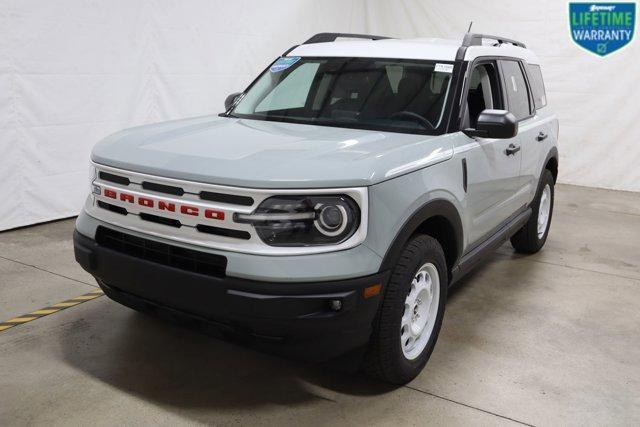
[455, 32, 526, 60]
[461, 33, 526, 48]
[303, 32, 392, 44]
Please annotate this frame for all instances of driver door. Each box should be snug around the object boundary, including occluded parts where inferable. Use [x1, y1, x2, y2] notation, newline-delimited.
[461, 61, 523, 247]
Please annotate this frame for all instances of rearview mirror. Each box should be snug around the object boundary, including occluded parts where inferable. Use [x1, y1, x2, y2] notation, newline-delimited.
[224, 92, 243, 111]
[463, 109, 518, 139]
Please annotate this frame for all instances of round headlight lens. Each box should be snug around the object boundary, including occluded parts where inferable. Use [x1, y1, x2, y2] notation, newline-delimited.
[316, 204, 347, 236]
[236, 195, 360, 246]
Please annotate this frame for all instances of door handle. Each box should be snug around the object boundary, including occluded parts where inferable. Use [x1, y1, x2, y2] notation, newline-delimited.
[505, 143, 521, 156]
[536, 132, 548, 142]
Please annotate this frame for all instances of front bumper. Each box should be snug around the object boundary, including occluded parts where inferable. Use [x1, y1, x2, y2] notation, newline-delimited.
[74, 229, 388, 361]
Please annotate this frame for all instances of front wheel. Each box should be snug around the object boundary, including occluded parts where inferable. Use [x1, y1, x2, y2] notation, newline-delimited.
[363, 235, 447, 384]
[511, 169, 555, 253]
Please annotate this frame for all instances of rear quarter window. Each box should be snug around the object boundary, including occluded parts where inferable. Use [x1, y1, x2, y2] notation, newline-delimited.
[526, 64, 547, 109]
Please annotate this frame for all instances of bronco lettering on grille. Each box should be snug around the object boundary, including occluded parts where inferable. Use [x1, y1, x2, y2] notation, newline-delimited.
[101, 188, 225, 221]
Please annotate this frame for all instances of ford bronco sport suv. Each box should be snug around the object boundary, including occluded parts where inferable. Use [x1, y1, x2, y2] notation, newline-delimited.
[74, 32, 558, 384]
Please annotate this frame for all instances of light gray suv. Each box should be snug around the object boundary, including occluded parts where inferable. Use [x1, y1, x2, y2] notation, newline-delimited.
[74, 32, 559, 384]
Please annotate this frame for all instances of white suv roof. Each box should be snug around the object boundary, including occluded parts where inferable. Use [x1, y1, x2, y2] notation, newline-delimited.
[289, 33, 540, 65]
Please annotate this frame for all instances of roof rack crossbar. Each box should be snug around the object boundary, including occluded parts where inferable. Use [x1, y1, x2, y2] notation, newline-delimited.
[303, 32, 392, 45]
[461, 33, 526, 48]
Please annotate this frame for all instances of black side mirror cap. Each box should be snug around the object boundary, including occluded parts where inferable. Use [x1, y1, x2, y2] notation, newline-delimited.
[224, 92, 243, 111]
[463, 109, 518, 139]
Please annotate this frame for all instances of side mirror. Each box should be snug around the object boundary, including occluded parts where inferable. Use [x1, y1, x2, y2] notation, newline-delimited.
[463, 109, 518, 139]
[224, 92, 243, 111]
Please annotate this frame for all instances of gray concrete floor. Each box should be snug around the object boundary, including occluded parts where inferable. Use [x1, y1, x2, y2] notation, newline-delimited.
[1, 184, 639, 426]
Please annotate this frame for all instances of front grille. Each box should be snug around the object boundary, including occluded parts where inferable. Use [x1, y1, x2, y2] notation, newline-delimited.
[96, 200, 250, 239]
[200, 191, 254, 206]
[196, 224, 251, 240]
[139, 212, 181, 228]
[97, 201, 128, 215]
[99, 171, 130, 186]
[96, 226, 227, 278]
[142, 181, 185, 196]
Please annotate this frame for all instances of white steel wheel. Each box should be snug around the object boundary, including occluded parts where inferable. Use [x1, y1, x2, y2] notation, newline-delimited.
[537, 184, 551, 239]
[400, 263, 440, 360]
[363, 235, 447, 384]
[510, 169, 554, 254]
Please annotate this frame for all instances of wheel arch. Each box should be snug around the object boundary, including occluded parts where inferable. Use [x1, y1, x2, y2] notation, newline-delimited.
[379, 199, 463, 281]
[543, 146, 559, 183]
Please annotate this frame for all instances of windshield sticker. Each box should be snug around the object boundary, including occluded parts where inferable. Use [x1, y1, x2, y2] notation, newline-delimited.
[270, 56, 301, 72]
[434, 63, 454, 73]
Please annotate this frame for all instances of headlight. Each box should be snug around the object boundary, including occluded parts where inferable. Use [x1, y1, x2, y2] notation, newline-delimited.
[236, 195, 360, 246]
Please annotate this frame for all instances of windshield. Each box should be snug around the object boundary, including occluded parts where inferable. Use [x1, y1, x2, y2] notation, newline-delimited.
[231, 57, 454, 134]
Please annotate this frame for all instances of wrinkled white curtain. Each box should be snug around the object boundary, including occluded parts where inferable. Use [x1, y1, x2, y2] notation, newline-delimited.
[0, 0, 370, 230]
[1, 0, 638, 230]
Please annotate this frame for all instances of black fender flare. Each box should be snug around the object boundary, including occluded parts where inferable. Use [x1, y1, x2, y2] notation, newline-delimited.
[542, 146, 559, 182]
[527, 146, 559, 208]
[379, 199, 463, 273]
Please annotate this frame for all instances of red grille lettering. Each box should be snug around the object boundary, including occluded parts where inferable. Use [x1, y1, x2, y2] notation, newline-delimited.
[158, 200, 176, 212]
[138, 197, 154, 208]
[181, 205, 199, 216]
[99, 186, 226, 221]
[204, 209, 225, 220]
[120, 193, 134, 203]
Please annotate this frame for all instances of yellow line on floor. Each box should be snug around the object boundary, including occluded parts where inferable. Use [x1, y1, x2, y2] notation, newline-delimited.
[31, 309, 60, 315]
[0, 289, 104, 333]
[72, 295, 101, 300]
[5, 317, 38, 323]
[51, 302, 81, 308]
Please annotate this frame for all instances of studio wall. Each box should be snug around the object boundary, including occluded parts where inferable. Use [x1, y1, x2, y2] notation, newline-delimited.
[1, 0, 638, 230]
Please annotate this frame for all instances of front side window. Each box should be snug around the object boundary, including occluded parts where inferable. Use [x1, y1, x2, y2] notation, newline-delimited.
[464, 62, 503, 128]
[232, 57, 454, 134]
[500, 60, 532, 120]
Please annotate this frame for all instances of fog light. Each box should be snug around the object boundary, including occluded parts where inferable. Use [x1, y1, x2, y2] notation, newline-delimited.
[330, 299, 342, 311]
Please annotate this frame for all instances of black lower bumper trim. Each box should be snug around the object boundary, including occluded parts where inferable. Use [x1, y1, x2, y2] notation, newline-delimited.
[74, 229, 388, 361]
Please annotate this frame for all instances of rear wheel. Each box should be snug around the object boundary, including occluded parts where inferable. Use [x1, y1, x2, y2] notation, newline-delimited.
[363, 235, 447, 384]
[511, 169, 555, 253]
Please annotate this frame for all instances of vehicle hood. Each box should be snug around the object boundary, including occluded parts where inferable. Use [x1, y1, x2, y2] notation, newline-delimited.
[92, 115, 454, 188]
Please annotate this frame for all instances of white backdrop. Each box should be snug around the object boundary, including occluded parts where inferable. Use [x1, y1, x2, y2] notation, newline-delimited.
[1, 0, 639, 231]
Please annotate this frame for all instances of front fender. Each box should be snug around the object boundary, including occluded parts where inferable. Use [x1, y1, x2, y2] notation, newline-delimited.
[378, 198, 463, 273]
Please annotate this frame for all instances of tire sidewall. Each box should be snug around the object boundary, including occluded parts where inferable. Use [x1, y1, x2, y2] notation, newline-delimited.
[389, 238, 448, 379]
[532, 170, 555, 248]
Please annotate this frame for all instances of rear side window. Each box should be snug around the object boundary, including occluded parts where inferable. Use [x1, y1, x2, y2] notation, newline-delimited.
[500, 60, 531, 121]
[526, 64, 547, 109]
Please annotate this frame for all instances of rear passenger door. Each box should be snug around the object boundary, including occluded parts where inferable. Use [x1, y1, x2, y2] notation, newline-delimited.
[498, 59, 539, 207]
[520, 63, 554, 204]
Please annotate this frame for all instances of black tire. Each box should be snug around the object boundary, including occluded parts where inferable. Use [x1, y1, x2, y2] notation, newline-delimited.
[510, 169, 555, 254]
[363, 235, 447, 384]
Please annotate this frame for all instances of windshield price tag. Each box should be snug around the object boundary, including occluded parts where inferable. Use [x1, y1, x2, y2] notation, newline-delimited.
[434, 63, 454, 73]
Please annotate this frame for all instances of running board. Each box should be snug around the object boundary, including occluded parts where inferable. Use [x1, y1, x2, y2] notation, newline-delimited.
[450, 208, 532, 284]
